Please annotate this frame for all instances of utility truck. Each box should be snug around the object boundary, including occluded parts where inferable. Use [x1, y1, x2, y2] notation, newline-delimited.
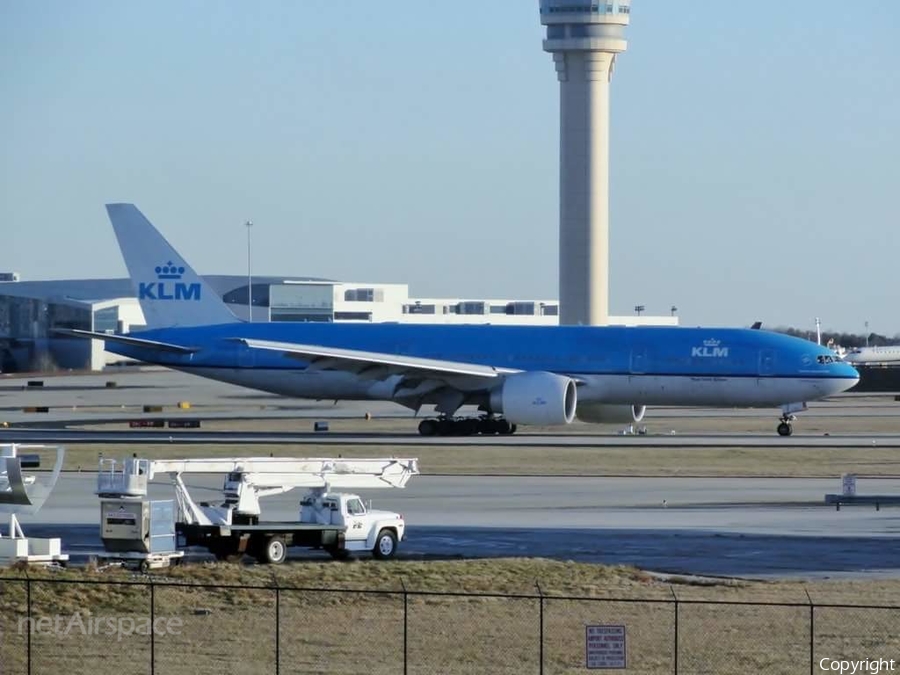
[96, 456, 419, 564]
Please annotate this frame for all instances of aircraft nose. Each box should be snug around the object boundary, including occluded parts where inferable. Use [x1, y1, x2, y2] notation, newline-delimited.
[829, 364, 860, 394]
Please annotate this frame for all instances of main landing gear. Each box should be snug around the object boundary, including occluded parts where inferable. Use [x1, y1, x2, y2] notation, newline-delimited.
[776, 414, 795, 437]
[417, 416, 517, 437]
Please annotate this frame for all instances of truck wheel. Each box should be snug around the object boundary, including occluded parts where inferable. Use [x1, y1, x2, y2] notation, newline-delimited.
[212, 543, 243, 563]
[264, 536, 287, 565]
[327, 546, 351, 561]
[372, 529, 397, 560]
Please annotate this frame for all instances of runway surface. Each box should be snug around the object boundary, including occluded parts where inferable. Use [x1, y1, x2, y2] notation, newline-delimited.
[3, 369, 900, 448]
[17, 474, 900, 579]
[4, 368, 900, 580]
[4, 427, 900, 447]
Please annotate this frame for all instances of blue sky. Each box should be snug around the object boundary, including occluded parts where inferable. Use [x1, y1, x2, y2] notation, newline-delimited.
[2, 1, 897, 334]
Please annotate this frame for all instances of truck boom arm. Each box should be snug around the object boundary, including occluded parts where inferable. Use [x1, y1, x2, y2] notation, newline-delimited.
[142, 457, 418, 489]
[97, 456, 420, 524]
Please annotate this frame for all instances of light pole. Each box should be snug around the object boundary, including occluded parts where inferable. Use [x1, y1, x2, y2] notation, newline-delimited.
[245, 220, 253, 322]
[865, 321, 869, 347]
[670, 305, 677, 317]
[634, 305, 645, 317]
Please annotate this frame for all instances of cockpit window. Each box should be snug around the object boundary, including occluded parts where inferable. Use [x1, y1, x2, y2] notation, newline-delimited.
[816, 354, 841, 364]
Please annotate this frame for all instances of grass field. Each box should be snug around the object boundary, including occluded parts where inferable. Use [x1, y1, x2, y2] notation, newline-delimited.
[59, 440, 900, 477]
[2, 559, 899, 675]
[44, 400, 900, 477]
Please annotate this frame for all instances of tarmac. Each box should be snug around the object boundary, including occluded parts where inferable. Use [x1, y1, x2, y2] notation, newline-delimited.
[16, 473, 900, 579]
[4, 368, 900, 578]
[5, 428, 900, 447]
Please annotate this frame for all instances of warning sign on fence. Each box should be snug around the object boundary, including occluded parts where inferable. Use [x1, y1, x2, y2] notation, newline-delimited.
[585, 624, 626, 669]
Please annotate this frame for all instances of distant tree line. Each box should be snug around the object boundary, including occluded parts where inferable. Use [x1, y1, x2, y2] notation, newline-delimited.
[773, 327, 900, 348]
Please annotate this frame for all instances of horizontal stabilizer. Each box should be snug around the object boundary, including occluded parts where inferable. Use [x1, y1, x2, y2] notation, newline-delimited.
[53, 328, 198, 354]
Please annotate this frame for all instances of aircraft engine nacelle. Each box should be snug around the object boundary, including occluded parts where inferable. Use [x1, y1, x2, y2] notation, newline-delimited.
[576, 403, 647, 425]
[489, 372, 577, 426]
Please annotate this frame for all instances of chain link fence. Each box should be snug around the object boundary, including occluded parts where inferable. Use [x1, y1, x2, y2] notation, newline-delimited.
[2, 575, 899, 674]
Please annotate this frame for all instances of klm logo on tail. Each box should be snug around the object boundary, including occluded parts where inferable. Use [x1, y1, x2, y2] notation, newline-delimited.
[139, 261, 201, 301]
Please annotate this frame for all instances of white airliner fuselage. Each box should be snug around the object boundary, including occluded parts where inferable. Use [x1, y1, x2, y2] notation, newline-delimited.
[843, 346, 900, 365]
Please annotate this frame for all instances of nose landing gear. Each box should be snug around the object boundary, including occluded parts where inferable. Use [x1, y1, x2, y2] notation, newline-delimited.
[776, 402, 807, 436]
[776, 416, 794, 436]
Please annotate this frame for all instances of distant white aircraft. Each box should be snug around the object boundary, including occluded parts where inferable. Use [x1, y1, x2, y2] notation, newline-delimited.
[842, 346, 900, 365]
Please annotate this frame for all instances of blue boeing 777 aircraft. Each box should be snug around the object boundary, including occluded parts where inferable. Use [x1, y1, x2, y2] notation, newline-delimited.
[59, 204, 859, 437]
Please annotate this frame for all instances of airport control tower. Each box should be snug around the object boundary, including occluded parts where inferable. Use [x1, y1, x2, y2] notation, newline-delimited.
[539, 0, 630, 325]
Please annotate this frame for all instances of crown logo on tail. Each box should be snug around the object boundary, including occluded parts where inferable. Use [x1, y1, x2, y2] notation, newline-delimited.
[155, 262, 185, 280]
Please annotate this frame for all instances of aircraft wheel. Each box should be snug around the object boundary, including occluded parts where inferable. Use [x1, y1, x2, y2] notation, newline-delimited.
[477, 418, 497, 435]
[495, 419, 512, 435]
[459, 418, 479, 436]
[777, 422, 793, 437]
[418, 419, 438, 436]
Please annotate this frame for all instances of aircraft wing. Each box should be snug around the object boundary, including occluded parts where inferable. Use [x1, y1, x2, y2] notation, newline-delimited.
[237, 338, 518, 379]
[53, 328, 200, 354]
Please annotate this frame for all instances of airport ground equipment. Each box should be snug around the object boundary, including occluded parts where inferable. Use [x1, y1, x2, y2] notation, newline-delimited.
[96, 496, 184, 570]
[96, 456, 419, 564]
[0, 444, 69, 566]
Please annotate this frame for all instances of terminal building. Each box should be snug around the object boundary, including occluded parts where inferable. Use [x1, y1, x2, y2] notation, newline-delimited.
[0, 273, 677, 372]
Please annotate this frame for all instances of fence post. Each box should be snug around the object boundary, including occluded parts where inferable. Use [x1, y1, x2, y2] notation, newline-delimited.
[670, 586, 678, 675]
[401, 578, 408, 675]
[26, 575, 32, 675]
[535, 582, 545, 675]
[150, 576, 155, 675]
[805, 589, 814, 675]
[275, 583, 281, 675]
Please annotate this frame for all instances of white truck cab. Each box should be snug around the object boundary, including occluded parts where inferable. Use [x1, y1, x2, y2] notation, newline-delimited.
[300, 491, 405, 559]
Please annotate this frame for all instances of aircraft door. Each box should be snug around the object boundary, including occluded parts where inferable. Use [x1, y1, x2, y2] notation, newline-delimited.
[630, 347, 648, 375]
[758, 349, 776, 376]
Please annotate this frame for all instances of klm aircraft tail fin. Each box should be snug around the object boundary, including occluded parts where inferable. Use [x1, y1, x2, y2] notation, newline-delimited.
[106, 203, 240, 328]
